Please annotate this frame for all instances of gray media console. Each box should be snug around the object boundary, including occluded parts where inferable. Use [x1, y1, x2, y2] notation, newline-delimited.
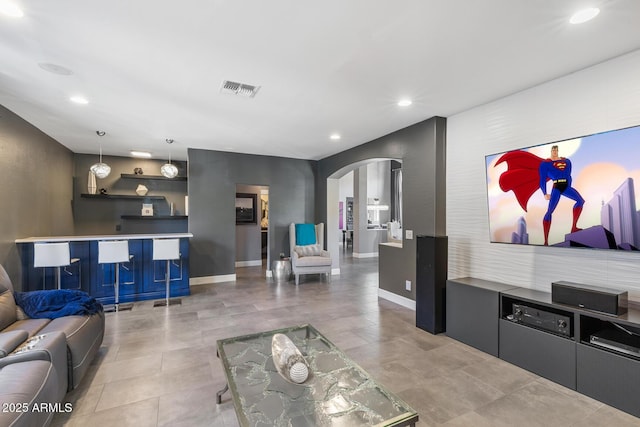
[446, 277, 640, 419]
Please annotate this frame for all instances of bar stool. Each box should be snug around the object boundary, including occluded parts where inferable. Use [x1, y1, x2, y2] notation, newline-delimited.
[33, 242, 80, 290]
[98, 240, 132, 312]
[152, 238, 181, 307]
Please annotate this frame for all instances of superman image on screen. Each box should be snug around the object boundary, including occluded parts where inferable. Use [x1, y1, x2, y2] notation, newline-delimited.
[486, 124, 640, 250]
[538, 145, 585, 245]
[495, 145, 585, 245]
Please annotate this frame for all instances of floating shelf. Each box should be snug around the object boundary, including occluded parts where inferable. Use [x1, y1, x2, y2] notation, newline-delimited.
[121, 215, 188, 220]
[120, 174, 187, 181]
[81, 194, 166, 200]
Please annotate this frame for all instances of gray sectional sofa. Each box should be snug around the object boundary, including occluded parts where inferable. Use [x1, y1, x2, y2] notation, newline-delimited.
[0, 264, 104, 427]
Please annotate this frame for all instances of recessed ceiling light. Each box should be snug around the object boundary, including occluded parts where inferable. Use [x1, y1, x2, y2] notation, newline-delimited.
[38, 62, 73, 76]
[69, 95, 89, 105]
[0, 1, 24, 18]
[397, 99, 412, 107]
[330, 134, 341, 141]
[570, 7, 600, 24]
[131, 151, 152, 158]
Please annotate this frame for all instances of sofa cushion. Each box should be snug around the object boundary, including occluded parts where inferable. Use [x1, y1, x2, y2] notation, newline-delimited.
[0, 264, 14, 295]
[295, 255, 332, 267]
[40, 312, 105, 389]
[16, 305, 29, 321]
[294, 244, 322, 257]
[2, 319, 51, 338]
[0, 290, 17, 331]
[0, 331, 28, 357]
[0, 360, 62, 427]
[295, 224, 317, 245]
[0, 264, 17, 330]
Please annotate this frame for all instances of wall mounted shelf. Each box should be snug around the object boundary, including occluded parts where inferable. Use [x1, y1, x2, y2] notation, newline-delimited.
[81, 194, 166, 200]
[121, 215, 187, 220]
[120, 174, 187, 181]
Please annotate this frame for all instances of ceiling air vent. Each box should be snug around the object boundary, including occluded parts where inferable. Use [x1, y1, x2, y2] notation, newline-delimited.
[220, 80, 260, 98]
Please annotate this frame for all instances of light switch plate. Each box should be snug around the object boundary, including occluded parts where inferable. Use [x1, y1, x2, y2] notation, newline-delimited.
[405, 280, 411, 291]
[406, 230, 413, 239]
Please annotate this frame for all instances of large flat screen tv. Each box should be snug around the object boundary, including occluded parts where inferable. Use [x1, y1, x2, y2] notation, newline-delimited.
[485, 124, 640, 250]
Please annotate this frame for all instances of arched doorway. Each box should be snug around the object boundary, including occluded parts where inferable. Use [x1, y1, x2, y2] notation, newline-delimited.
[326, 158, 402, 274]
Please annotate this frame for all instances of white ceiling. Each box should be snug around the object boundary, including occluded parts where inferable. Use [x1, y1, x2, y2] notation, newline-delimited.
[1, 1, 640, 161]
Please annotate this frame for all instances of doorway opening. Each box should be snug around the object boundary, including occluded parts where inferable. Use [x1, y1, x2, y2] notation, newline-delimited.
[327, 159, 402, 272]
[235, 184, 269, 279]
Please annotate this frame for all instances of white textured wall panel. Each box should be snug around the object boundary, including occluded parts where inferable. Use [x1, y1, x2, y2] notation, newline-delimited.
[447, 49, 640, 297]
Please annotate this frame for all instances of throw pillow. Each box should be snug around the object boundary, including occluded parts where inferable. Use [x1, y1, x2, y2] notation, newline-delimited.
[295, 224, 317, 246]
[294, 244, 322, 257]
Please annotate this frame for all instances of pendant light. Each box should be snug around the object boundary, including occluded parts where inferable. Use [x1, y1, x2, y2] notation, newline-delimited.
[90, 130, 111, 179]
[160, 138, 178, 178]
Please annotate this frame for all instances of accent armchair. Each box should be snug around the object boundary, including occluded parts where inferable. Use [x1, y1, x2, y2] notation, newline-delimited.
[289, 223, 332, 285]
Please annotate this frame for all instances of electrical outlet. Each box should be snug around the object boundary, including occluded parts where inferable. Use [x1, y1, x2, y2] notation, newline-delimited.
[405, 280, 411, 291]
[406, 230, 413, 239]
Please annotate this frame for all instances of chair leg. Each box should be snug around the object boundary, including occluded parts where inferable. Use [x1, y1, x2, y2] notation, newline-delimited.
[153, 259, 181, 308]
[56, 266, 62, 290]
[114, 262, 120, 312]
[165, 259, 170, 307]
[295, 274, 299, 285]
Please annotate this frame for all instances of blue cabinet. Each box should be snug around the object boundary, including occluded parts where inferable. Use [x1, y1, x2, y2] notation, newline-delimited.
[19, 237, 190, 304]
[90, 239, 144, 302]
[19, 242, 91, 292]
[141, 238, 189, 297]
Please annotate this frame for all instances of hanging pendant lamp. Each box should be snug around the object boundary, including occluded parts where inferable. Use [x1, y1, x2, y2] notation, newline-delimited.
[160, 138, 179, 178]
[89, 130, 111, 179]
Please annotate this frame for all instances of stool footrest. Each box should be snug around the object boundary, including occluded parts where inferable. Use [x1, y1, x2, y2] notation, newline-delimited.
[104, 302, 134, 313]
[153, 298, 182, 307]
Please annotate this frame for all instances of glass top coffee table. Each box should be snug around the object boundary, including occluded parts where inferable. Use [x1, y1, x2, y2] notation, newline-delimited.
[216, 324, 418, 427]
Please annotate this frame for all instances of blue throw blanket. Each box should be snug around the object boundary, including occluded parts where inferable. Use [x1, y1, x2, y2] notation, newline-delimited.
[14, 290, 103, 319]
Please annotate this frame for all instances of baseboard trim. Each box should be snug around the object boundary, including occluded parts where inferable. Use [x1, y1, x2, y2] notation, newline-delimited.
[378, 288, 416, 310]
[352, 252, 379, 258]
[190, 274, 236, 285]
[235, 260, 262, 267]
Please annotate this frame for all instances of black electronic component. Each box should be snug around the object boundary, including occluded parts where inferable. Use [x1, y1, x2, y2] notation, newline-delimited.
[510, 303, 572, 337]
[590, 328, 640, 358]
[552, 281, 627, 316]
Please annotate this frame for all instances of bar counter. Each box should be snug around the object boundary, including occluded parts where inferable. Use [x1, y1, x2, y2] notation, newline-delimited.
[16, 233, 193, 304]
[15, 232, 193, 243]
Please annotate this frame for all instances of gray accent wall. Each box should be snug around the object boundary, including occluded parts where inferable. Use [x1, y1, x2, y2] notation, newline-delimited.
[318, 116, 447, 300]
[0, 105, 74, 288]
[187, 149, 316, 279]
[2, 102, 444, 297]
[73, 154, 188, 235]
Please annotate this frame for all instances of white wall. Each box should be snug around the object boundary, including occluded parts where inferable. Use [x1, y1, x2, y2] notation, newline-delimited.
[338, 171, 354, 232]
[447, 49, 640, 297]
[366, 161, 391, 225]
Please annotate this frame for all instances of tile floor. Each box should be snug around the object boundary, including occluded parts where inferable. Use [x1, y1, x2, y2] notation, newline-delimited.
[51, 255, 640, 426]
